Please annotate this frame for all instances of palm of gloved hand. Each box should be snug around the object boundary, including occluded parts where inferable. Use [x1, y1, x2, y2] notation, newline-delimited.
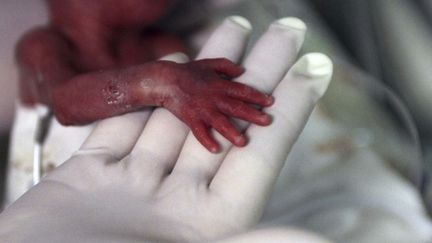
[0, 17, 332, 243]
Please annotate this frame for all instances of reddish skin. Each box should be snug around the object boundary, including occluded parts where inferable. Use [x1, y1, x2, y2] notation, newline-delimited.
[47, 0, 180, 70]
[15, 0, 274, 153]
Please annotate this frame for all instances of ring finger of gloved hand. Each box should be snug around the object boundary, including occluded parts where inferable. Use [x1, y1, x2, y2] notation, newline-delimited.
[211, 53, 333, 210]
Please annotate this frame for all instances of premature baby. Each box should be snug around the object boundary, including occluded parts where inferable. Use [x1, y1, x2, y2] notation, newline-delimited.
[16, 0, 274, 153]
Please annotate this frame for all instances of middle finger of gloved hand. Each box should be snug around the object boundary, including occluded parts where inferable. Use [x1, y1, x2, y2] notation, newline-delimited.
[126, 16, 253, 187]
[171, 17, 307, 185]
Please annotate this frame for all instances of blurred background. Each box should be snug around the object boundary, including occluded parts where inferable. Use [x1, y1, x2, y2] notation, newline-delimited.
[309, 0, 432, 178]
[0, 0, 47, 206]
[0, 0, 432, 242]
[307, 0, 432, 209]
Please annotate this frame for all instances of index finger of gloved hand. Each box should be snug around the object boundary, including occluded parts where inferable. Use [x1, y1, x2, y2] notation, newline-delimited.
[172, 17, 306, 184]
[210, 53, 333, 211]
[127, 17, 252, 184]
[79, 52, 190, 161]
[196, 16, 252, 60]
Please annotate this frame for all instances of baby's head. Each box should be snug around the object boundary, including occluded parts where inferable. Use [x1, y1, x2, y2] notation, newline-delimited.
[47, 0, 179, 27]
[104, 0, 179, 25]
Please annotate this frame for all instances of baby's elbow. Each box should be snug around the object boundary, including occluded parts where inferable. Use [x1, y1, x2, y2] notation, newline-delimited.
[52, 105, 74, 126]
[50, 93, 76, 126]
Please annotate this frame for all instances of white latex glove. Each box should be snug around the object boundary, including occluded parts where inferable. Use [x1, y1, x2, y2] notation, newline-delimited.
[0, 16, 333, 243]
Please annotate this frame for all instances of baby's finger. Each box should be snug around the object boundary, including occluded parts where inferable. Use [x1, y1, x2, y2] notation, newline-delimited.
[190, 121, 220, 154]
[195, 58, 245, 77]
[212, 80, 274, 107]
[216, 98, 271, 126]
[206, 112, 246, 147]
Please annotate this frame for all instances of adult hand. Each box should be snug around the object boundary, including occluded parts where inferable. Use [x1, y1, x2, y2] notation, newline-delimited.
[0, 16, 332, 242]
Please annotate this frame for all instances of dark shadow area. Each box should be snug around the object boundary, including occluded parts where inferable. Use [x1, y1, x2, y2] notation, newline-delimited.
[0, 133, 9, 206]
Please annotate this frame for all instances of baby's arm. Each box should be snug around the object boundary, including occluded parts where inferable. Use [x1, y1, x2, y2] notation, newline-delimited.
[51, 59, 273, 152]
[16, 28, 273, 152]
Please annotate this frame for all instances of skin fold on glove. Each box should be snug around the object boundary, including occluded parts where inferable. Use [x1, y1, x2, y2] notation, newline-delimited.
[15, 0, 274, 153]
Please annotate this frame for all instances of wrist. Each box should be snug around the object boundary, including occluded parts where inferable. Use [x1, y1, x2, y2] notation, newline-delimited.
[131, 61, 179, 107]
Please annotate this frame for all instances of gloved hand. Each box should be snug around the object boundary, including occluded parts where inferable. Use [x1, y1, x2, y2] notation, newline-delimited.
[0, 16, 332, 243]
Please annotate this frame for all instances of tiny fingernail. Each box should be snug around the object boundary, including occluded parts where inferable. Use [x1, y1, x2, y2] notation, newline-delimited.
[237, 66, 246, 75]
[266, 96, 275, 106]
[261, 114, 272, 125]
[210, 146, 219, 153]
[235, 135, 247, 146]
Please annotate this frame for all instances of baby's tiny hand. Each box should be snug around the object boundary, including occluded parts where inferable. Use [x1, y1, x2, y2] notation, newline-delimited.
[160, 58, 274, 152]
